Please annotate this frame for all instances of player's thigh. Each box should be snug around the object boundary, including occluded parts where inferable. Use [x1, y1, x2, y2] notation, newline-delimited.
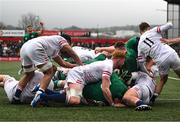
[132, 84, 150, 104]
[3, 76, 18, 102]
[123, 87, 139, 99]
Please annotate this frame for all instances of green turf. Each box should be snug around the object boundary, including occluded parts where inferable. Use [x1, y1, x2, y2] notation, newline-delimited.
[0, 62, 180, 121]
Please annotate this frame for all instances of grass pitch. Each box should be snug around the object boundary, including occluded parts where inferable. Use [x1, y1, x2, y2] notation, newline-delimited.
[0, 61, 180, 121]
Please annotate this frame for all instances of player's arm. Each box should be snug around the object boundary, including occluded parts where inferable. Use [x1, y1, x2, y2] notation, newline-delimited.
[145, 57, 155, 73]
[137, 49, 147, 72]
[36, 22, 44, 35]
[61, 45, 83, 66]
[101, 75, 114, 106]
[95, 46, 115, 54]
[161, 37, 180, 44]
[53, 55, 77, 68]
[151, 22, 173, 33]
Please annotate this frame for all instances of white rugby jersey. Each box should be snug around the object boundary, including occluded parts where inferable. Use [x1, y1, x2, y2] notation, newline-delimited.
[23, 35, 68, 58]
[138, 22, 175, 66]
[72, 46, 96, 62]
[74, 59, 113, 84]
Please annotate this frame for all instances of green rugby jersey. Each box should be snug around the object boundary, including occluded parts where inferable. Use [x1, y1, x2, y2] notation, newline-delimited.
[23, 32, 39, 43]
[83, 72, 127, 102]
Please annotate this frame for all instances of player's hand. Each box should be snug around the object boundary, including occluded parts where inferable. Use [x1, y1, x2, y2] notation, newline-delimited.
[160, 38, 169, 43]
[95, 47, 102, 54]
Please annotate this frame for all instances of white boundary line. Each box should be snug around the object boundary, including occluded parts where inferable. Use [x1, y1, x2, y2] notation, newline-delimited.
[168, 76, 180, 80]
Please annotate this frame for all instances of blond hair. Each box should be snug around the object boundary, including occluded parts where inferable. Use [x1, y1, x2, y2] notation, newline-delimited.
[112, 50, 126, 59]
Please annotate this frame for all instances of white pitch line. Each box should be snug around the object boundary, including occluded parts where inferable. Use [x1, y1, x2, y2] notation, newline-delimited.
[158, 98, 180, 101]
[168, 76, 180, 80]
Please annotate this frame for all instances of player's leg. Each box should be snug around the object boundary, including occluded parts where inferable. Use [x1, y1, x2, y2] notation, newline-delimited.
[31, 62, 54, 107]
[12, 65, 35, 104]
[66, 83, 84, 105]
[123, 85, 152, 111]
[155, 74, 168, 95]
[153, 57, 171, 99]
[31, 83, 66, 103]
[53, 80, 65, 89]
[45, 89, 66, 102]
[123, 87, 140, 106]
[13, 45, 36, 104]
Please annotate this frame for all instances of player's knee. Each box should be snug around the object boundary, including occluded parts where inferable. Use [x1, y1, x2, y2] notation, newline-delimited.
[23, 65, 36, 73]
[67, 96, 81, 105]
[38, 62, 53, 74]
[122, 93, 130, 102]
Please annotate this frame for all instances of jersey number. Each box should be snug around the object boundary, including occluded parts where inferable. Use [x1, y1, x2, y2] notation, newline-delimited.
[143, 38, 154, 48]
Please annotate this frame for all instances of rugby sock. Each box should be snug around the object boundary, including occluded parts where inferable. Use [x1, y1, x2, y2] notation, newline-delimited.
[53, 80, 58, 88]
[14, 88, 22, 99]
[46, 90, 66, 102]
[45, 89, 59, 95]
[53, 80, 62, 88]
[136, 100, 144, 106]
[38, 88, 45, 93]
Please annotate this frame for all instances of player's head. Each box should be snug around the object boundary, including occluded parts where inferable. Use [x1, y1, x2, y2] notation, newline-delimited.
[61, 34, 72, 45]
[139, 22, 150, 35]
[112, 50, 126, 70]
[0, 75, 5, 87]
[26, 25, 33, 33]
[114, 42, 126, 50]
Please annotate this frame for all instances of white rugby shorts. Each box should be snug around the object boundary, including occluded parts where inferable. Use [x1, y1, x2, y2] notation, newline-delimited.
[20, 43, 49, 67]
[158, 52, 180, 75]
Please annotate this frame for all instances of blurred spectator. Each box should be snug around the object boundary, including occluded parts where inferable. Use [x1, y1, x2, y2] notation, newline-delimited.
[0, 41, 21, 57]
[23, 23, 43, 44]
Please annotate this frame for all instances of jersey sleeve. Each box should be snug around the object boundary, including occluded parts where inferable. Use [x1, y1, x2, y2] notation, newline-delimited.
[58, 39, 68, 48]
[102, 61, 113, 77]
[151, 22, 173, 33]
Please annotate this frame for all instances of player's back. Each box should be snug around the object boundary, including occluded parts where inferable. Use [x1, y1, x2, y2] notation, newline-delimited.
[134, 71, 156, 93]
[138, 28, 175, 65]
[72, 46, 95, 62]
[21, 35, 68, 57]
[73, 59, 113, 84]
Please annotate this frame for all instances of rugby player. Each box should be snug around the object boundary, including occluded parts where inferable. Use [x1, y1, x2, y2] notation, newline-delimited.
[64, 50, 126, 107]
[23, 23, 43, 43]
[138, 22, 180, 102]
[12, 34, 82, 107]
[122, 71, 156, 111]
[0, 71, 54, 104]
